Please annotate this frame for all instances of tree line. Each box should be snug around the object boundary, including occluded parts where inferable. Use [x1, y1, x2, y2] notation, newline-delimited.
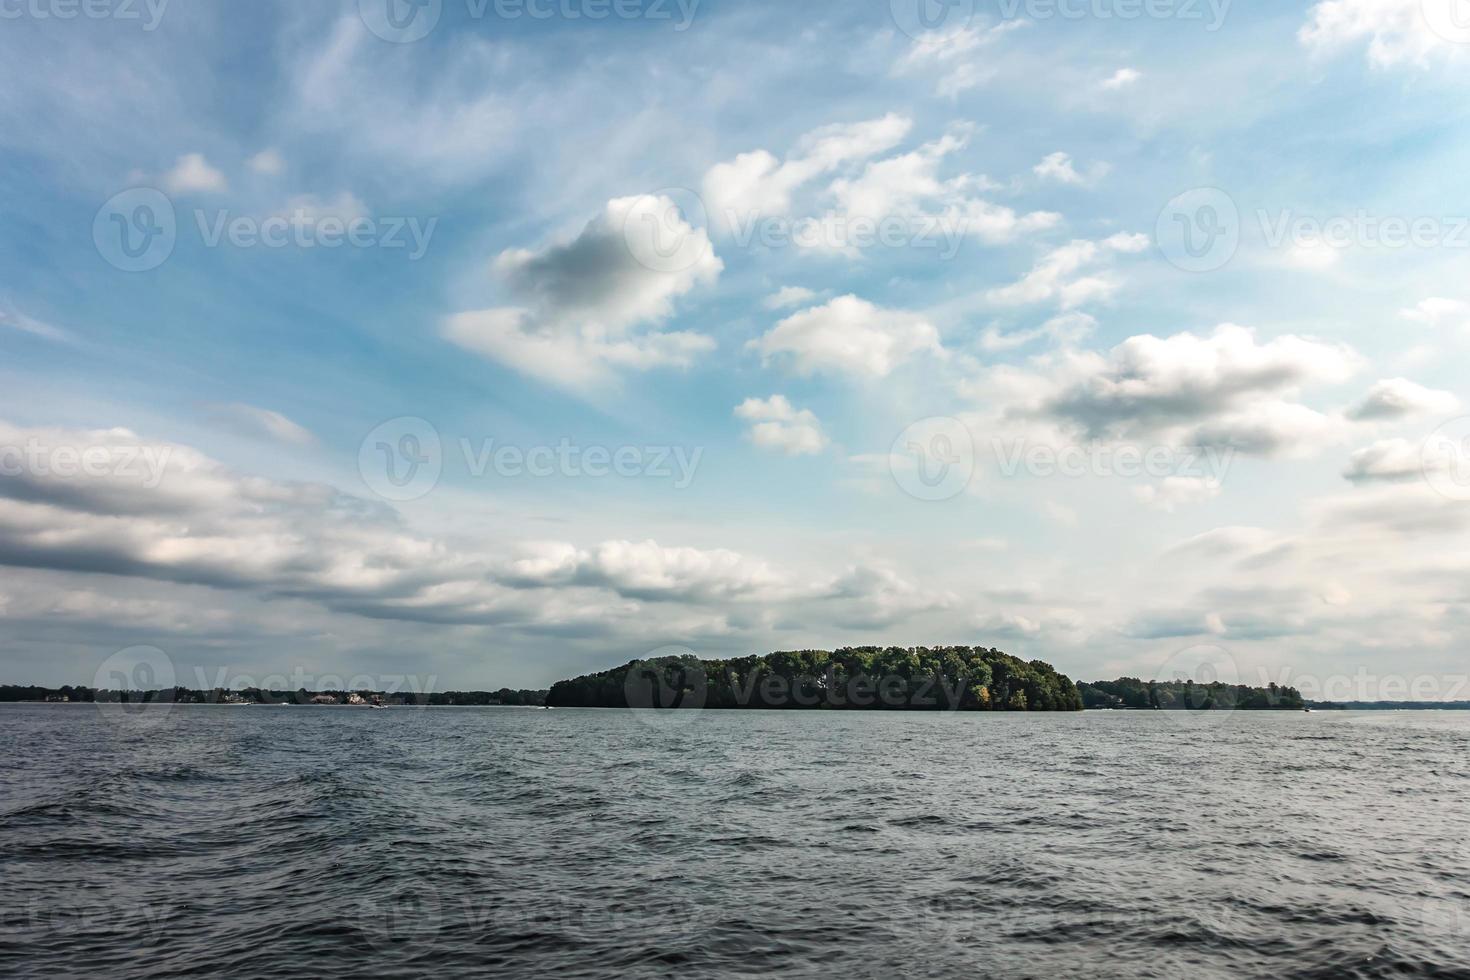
[546, 646, 1086, 711]
[1077, 677, 1306, 711]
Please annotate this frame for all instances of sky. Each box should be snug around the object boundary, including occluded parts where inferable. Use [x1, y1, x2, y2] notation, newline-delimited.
[2, 0, 1470, 698]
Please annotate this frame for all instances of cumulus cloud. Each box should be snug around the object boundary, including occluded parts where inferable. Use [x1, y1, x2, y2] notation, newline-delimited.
[445, 195, 722, 388]
[1343, 438, 1427, 483]
[751, 295, 942, 378]
[1100, 67, 1142, 90]
[987, 233, 1149, 309]
[1300, 0, 1468, 68]
[734, 395, 828, 456]
[764, 286, 819, 310]
[1402, 298, 1470, 334]
[247, 149, 285, 176]
[1348, 378, 1460, 421]
[1033, 151, 1111, 186]
[702, 114, 911, 226]
[0, 421, 948, 644]
[824, 129, 1059, 248]
[163, 152, 227, 194]
[977, 324, 1362, 456]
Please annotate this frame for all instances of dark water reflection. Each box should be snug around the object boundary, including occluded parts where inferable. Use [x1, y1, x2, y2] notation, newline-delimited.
[3, 704, 1470, 978]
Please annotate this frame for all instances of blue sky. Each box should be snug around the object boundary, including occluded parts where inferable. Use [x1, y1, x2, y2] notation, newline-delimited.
[3, 0, 1470, 697]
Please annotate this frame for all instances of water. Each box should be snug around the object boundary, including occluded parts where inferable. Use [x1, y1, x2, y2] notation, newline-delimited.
[3, 704, 1470, 979]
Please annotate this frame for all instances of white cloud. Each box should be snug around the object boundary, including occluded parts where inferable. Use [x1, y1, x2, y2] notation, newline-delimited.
[1100, 67, 1142, 90]
[980, 312, 1098, 352]
[1300, 0, 1468, 68]
[751, 295, 942, 378]
[1033, 151, 1111, 186]
[702, 114, 911, 226]
[1134, 476, 1223, 511]
[1343, 438, 1427, 483]
[976, 324, 1362, 456]
[1402, 298, 1470, 334]
[208, 404, 316, 446]
[445, 195, 722, 388]
[247, 149, 285, 176]
[734, 395, 828, 456]
[891, 22, 1026, 96]
[163, 152, 227, 194]
[1348, 378, 1460, 421]
[764, 286, 819, 310]
[987, 234, 1146, 309]
[0, 310, 71, 344]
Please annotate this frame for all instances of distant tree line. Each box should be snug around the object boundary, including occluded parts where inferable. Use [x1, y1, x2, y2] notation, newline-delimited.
[0, 685, 548, 706]
[1078, 677, 1305, 711]
[546, 646, 1086, 711]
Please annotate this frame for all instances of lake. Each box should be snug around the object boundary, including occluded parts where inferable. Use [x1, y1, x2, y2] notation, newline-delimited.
[3, 704, 1469, 978]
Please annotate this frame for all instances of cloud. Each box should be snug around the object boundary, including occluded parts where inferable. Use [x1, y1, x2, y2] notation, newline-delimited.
[751, 295, 942, 378]
[0, 309, 71, 344]
[1033, 151, 1111, 186]
[824, 129, 1059, 248]
[247, 149, 285, 176]
[207, 404, 316, 446]
[987, 234, 1148, 309]
[734, 395, 828, 456]
[891, 22, 1025, 96]
[0, 421, 946, 639]
[764, 286, 819, 310]
[980, 312, 1097, 352]
[445, 195, 722, 388]
[1134, 476, 1223, 511]
[1348, 378, 1460, 421]
[1300, 0, 1468, 68]
[1402, 298, 1470, 334]
[1100, 67, 1142, 90]
[163, 152, 227, 194]
[1343, 438, 1427, 483]
[702, 114, 911, 226]
[979, 324, 1362, 456]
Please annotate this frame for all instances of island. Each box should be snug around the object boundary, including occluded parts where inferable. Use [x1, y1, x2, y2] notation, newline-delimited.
[547, 645, 1086, 711]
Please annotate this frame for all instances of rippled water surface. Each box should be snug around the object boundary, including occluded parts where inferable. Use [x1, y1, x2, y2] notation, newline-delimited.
[4, 704, 1470, 978]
